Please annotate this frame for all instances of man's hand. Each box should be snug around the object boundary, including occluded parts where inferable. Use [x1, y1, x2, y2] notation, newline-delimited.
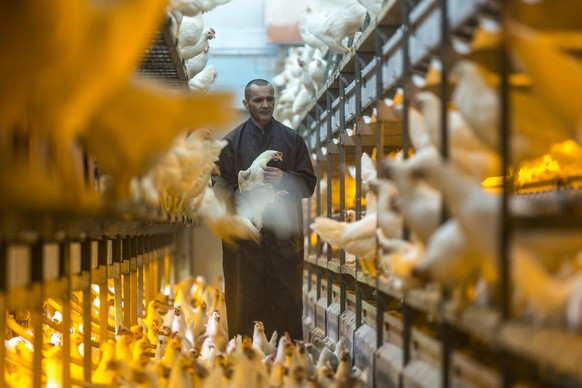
[263, 166, 283, 185]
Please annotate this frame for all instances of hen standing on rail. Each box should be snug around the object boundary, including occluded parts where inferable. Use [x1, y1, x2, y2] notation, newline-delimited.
[213, 79, 317, 341]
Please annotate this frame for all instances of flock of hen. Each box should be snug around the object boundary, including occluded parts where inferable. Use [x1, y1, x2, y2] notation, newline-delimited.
[3, 0, 582, 384]
[310, 1, 582, 332]
[272, 0, 385, 129]
[166, 0, 233, 92]
[6, 276, 366, 387]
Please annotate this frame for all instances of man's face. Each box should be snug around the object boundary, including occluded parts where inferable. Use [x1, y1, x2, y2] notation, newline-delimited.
[243, 84, 275, 128]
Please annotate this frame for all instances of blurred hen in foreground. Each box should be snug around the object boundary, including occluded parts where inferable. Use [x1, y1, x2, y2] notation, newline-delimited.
[0, 1, 234, 210]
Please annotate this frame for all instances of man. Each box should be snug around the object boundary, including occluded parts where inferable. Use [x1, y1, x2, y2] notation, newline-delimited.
[214, 79, 317, 340]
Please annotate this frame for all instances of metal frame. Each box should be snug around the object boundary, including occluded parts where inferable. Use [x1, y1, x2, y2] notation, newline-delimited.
[299, 0, 582, 386]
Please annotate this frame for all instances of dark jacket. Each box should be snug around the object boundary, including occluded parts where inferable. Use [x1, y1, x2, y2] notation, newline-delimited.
[215, 118, 316, 340]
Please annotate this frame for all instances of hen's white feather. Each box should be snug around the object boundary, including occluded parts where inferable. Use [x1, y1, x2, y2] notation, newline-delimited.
[238, 150, 283, 192]
[188, 64, 217, 92]
[303, 0, 367, 54]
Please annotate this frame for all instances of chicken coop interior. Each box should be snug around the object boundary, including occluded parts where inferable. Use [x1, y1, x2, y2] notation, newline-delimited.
[2, 0, 582, 387]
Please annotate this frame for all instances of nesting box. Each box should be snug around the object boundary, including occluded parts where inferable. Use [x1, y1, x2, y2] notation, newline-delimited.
[325, 283, 342, 342]
[376, 342, 403, 388]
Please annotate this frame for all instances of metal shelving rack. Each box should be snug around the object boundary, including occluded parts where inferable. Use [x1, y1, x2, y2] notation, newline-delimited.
[0, 16, 194, 387]
[300, 0, 582, 386]
[0, 213, 191, 387]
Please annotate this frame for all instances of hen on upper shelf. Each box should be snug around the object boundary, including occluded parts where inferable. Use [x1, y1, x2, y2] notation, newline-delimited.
[167, 0, 233, 92]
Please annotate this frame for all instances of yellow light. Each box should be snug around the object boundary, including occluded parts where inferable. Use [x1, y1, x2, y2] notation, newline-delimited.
[483, 140, 582, 191]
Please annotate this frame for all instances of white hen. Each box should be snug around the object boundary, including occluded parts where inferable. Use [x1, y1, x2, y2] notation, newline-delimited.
[311, 214, 377, 259]
[236, 150, 286, 231]
[186, 41, 211, 79]
[411, 146, 582, 268]
[512, 244, 582, 328]
[252, 321, 276, 356]
[506, 19, 582, 143]
[357, 0, 384, 20]
[308, 57, 327, 91]
[177, 13, 204, 49]
[188, 64, 217, 92]
[413, 91, 501, 182]
[414, 218, 490, 300]
[168, 0, 203, 16]
[303, 0, 367, 54]
[238, 150, 283, 192]
[182, 135, 227, 214]
[407, 104, 433, 151]
[200, 0, 233, 12]
[204, 310, 228, 352]
[299, 23, 330, 55]
[376, 232, 422, 284]
[292, 84, 314, 115]
[409, 146, 582, 311]
[348, 151, 378, 213]
[169, 0, 233, 15]
[380, 152, 442, 245]
[181, 28, 215, 62]
[371, 178, 402, 242]
[198, 184, 261, 244]
[451, 60, 571, 165]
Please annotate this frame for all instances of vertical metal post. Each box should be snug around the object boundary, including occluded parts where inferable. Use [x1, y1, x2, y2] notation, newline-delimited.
[112, 238, 123, 334]
[137, 236, 145, 322]
[325, 90, 336, 331]
[122, 238, 132, 328]
[376, 296, 385, 349]
[373, 24, 391, 358]
[97, 239, 109, 345]
[373, 23, 388, 350]
[401, 304, 416, 386]
[80, 240, 92, 382]
[355, 56, 365, 223]
[30, 240, 43, 388]
[169, 233, 174, 294]
[316, 106, 324, 258]
[163, 236, 171, 298]
[400, 0, 411, 161]
[155, 235, 162, 301]
[307, 263, 313, 292]
[438, 0, 452, 386]
[327, 272, 333, 312]
[326, 91, 334, 223]
[355, 286, 362, 329]
[168, 233, 177, 290]
[348, 56, 368, 318]
[376, 30, 386, 103]
[500, 4, 512, 386]
[499, 5, 511, 329]
[0, 241, 6, 388]
[130, 238, 138, 326]
[356, 52, 373, 331]
[339, 75, 347, 263]
[306, 125, 314, 257]
[400, 1, 413, 380]
[339, 275, 347, 315]
[316, 266, 322, 301]
[60, 242, 72, 387]
[439, 3, 450, 162]
[145, 237, 152, 305]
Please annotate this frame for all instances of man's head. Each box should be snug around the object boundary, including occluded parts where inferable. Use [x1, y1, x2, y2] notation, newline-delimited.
[243, 79, 275, 129]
